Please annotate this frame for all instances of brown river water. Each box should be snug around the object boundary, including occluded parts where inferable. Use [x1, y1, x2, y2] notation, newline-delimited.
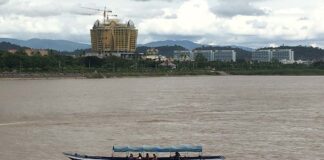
[0, 76, 323, 160]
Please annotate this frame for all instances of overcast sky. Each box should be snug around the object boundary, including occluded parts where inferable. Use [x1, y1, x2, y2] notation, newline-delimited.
[0, 0, 324, 48]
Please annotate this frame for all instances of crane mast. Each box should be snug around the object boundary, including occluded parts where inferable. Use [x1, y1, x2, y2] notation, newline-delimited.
[81, 6, 117, 23]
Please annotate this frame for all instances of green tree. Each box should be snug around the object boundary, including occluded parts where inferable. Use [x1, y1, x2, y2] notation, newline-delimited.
[194, 53, 207, 68]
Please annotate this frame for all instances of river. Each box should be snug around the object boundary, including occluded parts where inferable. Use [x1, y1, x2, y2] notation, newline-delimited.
[0, 76, 323, 160]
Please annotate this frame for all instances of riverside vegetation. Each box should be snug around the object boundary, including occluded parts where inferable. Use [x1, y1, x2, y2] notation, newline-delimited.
[1, 50, 324, 78]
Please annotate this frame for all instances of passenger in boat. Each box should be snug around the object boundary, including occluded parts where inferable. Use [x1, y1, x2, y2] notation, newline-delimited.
[174, 152, 181, 160]
[137, 153, 143, 160]
[145, 153, 150, 160]
[152, 154, 158, 160]
[129, 154, 135, 160]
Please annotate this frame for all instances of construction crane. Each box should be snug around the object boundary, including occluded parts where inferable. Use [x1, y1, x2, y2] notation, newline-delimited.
[81, 6, 118, 23]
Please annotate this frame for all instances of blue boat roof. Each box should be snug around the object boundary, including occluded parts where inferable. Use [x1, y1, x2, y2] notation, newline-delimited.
[113, 145, 202, 153]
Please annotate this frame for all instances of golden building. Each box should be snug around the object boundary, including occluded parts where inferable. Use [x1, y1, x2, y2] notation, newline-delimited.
[90, 18, 138, 54]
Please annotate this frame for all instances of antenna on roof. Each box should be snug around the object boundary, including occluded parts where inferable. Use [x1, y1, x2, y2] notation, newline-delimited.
[104, 6, 107, 23]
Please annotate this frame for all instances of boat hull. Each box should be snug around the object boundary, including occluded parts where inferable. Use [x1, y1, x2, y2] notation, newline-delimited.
[63, 153, 225, 160]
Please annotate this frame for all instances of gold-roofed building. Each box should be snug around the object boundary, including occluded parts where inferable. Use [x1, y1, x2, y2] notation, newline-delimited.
[90, 16, 138, 55]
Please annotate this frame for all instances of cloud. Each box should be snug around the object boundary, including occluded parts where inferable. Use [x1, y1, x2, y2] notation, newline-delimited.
[210, 0, 268, 17]
[0, 0, 85, 17]
[1, 0, 324, 48]
[247, 20, 267, 29]
[133, 0, 175, 2]
[0, 0, 9, 5]
[139, 0, 218, 36]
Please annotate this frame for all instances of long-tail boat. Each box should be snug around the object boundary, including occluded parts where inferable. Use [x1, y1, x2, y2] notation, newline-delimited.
[63, 145, 225, 160]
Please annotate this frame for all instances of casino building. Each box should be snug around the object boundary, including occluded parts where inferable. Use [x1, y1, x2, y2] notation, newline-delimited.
[90, 10, 138, 57]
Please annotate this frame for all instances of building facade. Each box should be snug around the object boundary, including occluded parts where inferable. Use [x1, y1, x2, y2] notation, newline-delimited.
[193, 50, 236, 62]
[252, 49, 294, 62]
[143, 48, 166, 61]
[146, 48, 159, 55]
[272, 49, 294, 62]
[252, 50, 273, 62]
[22, 49, 49, 56]
[90, 19, 138, 55]
[214, 50, 236, 62]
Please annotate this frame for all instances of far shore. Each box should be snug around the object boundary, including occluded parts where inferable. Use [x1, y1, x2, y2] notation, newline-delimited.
[0, 72, 222, 80]
[1, 70, 324, 80]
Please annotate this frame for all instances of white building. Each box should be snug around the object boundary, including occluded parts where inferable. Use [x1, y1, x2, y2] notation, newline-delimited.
[193, 50, 236, 62]
[214, 50, 236, 62]
[143, 48, 167, 61]
[144, 55, 167, 61]
[252, 50, 273, 62]
[252, 49, 294, 63]
[272, 49, 294, 61]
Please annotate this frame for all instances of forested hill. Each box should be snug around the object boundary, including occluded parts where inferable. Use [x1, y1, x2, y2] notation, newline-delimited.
[194, 46, 252, 61]
[2, 41, 324, 61]
[0, 42, 28, 51]
[136, 45, 187, 57]
[260, 46, 324, 61]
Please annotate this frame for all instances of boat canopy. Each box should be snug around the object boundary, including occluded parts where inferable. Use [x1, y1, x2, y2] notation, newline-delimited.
[113, 145, 202, 153]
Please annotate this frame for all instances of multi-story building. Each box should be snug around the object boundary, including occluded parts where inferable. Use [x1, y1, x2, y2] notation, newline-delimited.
[272, 49, 294, 62]
[193, 50, 214, 61]
[193, 50, 236, 62]
[90, 17, 138, 55]
[252, 50, 273, 62]
[214, 50, 236, 62]
[252, 49, 294, 62]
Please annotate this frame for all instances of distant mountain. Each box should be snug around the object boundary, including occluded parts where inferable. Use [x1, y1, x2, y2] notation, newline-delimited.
[140, 40, 255, 52]
[141, 40, 202, 50]
[138, 41, 254, 59]
[0, 42, 28, 51]
[0, 38, 90, 52]
[230, 45, 255, 52]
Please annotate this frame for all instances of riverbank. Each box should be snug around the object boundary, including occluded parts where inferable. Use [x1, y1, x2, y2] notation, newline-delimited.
[0, 71, 221, 79]
[229, 69, 324, 75]
[2, 69, 324, 79]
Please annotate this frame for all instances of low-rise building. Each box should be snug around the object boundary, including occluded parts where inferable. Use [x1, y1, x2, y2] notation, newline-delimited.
[24, 49, 34, 56]
[23, 49, 49, 56]
[143, 48, 166, 61]
[38, 49, 49, 56]
[8, 49, 17, 54]
[146, 48, 159, 55]
[144, 55, 167, 61]
[160, 60, 176, 69]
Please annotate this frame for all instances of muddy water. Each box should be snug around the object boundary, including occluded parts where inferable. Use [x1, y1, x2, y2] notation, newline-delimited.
[0, 76, 323, 160]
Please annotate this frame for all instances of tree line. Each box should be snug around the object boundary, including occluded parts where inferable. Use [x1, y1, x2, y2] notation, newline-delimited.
[1, 51, 324, 75]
